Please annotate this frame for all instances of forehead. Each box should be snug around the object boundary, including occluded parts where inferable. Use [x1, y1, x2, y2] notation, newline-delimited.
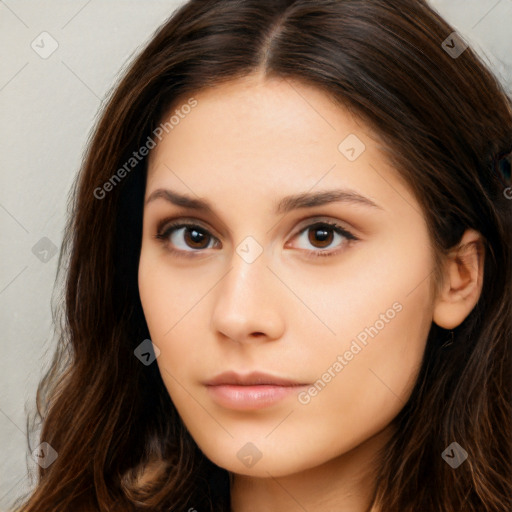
[148, 75, 371, 170]
[145, 75, 417, 219]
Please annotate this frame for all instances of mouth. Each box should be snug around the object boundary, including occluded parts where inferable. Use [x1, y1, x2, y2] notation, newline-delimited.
[203, 371, 309, 410]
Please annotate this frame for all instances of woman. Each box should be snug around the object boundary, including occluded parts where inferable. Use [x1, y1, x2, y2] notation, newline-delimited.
[15, 0, 511, 510]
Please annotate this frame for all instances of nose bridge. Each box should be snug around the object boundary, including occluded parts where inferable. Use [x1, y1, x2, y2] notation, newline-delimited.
[210, 242, 283, 342]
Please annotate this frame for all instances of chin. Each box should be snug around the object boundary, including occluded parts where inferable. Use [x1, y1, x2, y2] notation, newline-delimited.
[195, 437, 335, 478]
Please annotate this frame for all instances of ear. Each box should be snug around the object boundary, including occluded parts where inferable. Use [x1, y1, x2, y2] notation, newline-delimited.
[432, 229, 485, 330]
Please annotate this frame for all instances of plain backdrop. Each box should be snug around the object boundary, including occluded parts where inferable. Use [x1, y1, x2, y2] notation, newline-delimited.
[1, 0, 511, 509]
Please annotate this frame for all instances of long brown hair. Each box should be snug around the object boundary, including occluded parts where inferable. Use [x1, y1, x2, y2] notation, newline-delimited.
[14, 1, 511, 510]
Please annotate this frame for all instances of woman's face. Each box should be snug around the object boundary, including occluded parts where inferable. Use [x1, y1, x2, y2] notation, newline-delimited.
[138, 74, 436, 477]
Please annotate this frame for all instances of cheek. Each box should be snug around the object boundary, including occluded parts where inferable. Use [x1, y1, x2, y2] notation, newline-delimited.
[138, 248, 202, 339]
[138, 254, 168, 338]
[291, 239, 434, 446]
[294, 301, 430, 460]
[286, 227, 433, 357]
[138, 250, 213, 378]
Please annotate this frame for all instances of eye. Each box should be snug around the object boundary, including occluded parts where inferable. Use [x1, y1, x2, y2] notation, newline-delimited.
[289, 221, 358, 258]
[155, 221, 219, 256]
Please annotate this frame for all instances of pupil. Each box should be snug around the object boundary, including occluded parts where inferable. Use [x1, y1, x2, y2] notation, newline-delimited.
[316, 229, 329, 241]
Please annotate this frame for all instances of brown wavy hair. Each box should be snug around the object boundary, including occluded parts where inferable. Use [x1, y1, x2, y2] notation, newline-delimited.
[14, 0, 511, 511]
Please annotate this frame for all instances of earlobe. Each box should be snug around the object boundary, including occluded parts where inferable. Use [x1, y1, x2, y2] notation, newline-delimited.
[432, 229, 485, 330]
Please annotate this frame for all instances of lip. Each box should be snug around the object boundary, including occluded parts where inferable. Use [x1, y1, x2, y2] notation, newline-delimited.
[204, 371, 307, 387]
[204, 371, 309, 410]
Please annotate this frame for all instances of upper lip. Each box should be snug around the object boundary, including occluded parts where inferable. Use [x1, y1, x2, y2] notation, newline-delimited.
[204, 371, 307, 387]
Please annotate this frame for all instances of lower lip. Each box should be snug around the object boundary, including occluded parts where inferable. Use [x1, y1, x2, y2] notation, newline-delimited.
[205, 384, 307, 410]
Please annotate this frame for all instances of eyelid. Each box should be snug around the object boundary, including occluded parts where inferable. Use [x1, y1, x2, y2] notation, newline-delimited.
[155, 215, 355, 238]
[292, 215, 352, 234]
[155, 216, 215, 236]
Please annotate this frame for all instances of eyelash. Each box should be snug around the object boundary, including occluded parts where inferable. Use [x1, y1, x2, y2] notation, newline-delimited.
[153, 218, 359, 259]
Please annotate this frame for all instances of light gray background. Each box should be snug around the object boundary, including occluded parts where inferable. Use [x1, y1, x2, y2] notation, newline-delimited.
[1, 0, 511, 509]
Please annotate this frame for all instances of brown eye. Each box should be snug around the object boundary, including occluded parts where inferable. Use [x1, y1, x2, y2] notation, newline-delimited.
[182, 226, 211, 249]
[307, 225, 334, 249]
[156, 222, 218, 253]
[291, 221, 358, 258]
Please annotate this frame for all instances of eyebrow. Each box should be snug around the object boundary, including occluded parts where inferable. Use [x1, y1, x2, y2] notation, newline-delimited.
[145, 188, 382, 214]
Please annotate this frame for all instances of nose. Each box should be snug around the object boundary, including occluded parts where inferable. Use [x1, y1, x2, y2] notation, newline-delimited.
[210, 246, 285, 345]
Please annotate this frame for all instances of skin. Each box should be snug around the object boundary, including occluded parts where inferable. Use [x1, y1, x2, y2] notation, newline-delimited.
[138, 73, 484, 511]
